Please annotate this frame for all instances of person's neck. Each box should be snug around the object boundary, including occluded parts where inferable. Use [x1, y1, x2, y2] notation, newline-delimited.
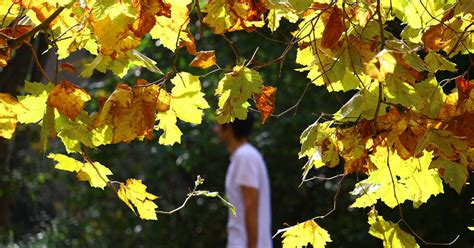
[227, 138, 247, 155]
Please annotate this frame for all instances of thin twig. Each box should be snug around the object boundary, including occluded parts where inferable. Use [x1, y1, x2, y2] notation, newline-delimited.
[156, 181, 200, 215]
[245, 47, 259, 67]
[273, 175, 346, 239]
[302, 173, 345, 183]
[222, 34, 239, 63]
[373, 0, 385, 130]
[24, 41, 51, 82]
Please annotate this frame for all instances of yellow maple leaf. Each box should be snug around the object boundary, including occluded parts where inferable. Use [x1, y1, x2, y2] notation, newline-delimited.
[47, 153, 83, 172]
[118, 179, 159, 220]
[155, 72, 209, 145]
[155, 110, 182, 145]
[281, 220, 332, 248]
[368, 209, 420, 248]
[48, 153, 113, 189]
[76, 161, 113, 189]
[16, 82, 53, 124]
[170, 72, 210, 124]
[365, 50, 397, 82]
[202, 0, 266, 34]
[47, 80, 91, 120]
[351, 150, 444, 208]
[150, 0, 195, 53]
[0, 93, 27, 139]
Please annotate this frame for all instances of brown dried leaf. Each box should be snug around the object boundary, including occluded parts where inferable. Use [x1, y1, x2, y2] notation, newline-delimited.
[321, 6, 344, 49]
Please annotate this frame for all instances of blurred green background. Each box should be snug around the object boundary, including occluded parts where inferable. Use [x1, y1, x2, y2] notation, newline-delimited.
[0, 16, 472, 247]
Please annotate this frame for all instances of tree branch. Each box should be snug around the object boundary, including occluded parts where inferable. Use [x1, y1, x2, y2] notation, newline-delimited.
[8, 6, 65, 48]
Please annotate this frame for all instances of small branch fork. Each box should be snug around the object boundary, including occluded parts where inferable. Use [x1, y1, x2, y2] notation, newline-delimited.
[273, 174, 346, 239]
[83, 146, 228, 216]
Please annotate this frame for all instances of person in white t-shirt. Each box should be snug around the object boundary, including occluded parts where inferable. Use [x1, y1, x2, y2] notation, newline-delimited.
[213, 114, 272, 248]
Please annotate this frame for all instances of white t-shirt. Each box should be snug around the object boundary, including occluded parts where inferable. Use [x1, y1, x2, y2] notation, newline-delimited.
[225, 143, 272, 248]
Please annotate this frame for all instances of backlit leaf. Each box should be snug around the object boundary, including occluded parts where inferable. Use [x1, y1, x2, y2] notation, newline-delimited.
[47, 80, 91, 120]
[190, 50, 217, 69]
[118, 179, 159, 220]
[281, 220, 332, 248]
[368, 209, 419, 248]
[215, 66, 263, 123]
[95, 81, 158, 143]
[0, 93, 27, 139]
[48, 153, 113, 189]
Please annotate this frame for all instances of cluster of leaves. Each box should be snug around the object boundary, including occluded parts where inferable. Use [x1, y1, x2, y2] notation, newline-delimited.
[0, 0, 473, 247]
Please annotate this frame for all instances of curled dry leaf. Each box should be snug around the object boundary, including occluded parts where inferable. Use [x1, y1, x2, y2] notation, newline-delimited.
[189, 50, 217, 69]
[60, 63, 77, 74]
[254, 86, 277, 124]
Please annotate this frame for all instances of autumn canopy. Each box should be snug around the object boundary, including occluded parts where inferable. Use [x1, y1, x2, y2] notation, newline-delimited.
[0, 0, 473, 247]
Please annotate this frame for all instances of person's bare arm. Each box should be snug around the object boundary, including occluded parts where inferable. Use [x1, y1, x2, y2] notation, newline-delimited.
[241, 186, 259, 248]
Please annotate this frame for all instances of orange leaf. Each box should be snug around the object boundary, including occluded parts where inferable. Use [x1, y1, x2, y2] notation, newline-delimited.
[254, 86, 277, 124]
[456, 77, 474, 95]
[422, 18, 462, 52]
[13, 0, 56, 25]
[189, 50, 217, 69]
[446, 112, 474, 146]
[321, 6, 344, 49]
[47, 80, 91, 120]
[131, 0, 171, 37]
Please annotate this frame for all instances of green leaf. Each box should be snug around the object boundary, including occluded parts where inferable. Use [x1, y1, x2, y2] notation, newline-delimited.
[413, 129, 467, 158]
[424, 52, 457, 73]
[383, 76, 423, 109]
[414, 77, 446, 118]
[430, 157, 468, 193]
[17, 82, 53, 124]
[335, 82, 386, 121]
[215, 66, 263, 123]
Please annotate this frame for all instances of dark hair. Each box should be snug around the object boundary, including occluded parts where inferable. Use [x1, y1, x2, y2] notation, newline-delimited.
[225, 113, 255, 139]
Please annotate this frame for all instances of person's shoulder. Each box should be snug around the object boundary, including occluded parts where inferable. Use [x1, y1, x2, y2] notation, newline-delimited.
[234, 143, 262, 159]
